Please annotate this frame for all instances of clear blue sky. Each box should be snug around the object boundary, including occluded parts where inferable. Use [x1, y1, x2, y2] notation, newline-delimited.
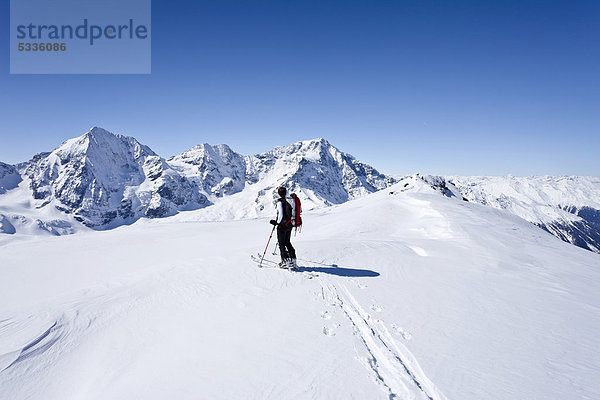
[1, 0, 598, 175]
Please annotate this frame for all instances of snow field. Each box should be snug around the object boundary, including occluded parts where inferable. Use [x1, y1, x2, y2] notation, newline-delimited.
[1, 183, 599, 399]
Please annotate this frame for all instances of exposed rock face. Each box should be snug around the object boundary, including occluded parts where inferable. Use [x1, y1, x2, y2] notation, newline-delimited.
[0, 162, 21, 194]
[0, 213, 16, 234]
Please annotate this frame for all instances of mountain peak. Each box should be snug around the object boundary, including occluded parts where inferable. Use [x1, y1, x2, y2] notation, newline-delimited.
[295, 138, 333, 151]
[88, 126, 110, 134]
[171, 143, 239, 163]
[303, 137, 330, 145]
[72, 127, 156, 159]
[85, 126, 117, 140]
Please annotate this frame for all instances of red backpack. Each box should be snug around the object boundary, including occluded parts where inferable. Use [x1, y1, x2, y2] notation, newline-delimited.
[290, 193, 302, 229]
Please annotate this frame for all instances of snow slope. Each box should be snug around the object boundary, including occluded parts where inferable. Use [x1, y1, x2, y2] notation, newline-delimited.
[449, 175, 600, 253]
[1, 179, 598, 399]
[0, 174, 86, 239]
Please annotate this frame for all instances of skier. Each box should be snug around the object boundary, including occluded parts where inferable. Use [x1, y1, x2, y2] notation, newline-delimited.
[270, 187, 297, 269]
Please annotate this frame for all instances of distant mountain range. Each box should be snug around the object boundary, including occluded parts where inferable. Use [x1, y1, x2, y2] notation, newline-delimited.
[1, 127, 599, 254]
[448, 175, 600, 253]
[0, 127, 394, 233]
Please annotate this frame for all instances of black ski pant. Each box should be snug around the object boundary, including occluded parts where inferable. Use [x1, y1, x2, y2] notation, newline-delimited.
[277, 224, 296, 260]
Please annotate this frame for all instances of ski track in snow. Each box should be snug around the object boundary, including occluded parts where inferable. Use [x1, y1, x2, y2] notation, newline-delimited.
[4, 250, 430, 399]
[252, 254, 445, 399]
[314, 274, 445, 400]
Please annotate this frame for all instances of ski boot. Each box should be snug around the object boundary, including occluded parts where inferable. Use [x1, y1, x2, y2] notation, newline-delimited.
[289, 258, 298, 271]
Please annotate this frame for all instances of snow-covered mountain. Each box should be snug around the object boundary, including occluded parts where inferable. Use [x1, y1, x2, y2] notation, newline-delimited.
[448, 176, 600, 253]
[245, 138, 395, 204]
[171, 138, 396, 221]
[0, 128, 396, 233]
[171, 137, 395, 210]
[15, 127, 207, 229]
[2, 127, 600, 256]
[1, 178, 598, 400]
[168, 143, 247, 198]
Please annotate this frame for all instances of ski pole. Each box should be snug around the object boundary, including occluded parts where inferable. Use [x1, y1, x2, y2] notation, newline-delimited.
[260, 226, 276, 267]
[272, 240, 279, 256]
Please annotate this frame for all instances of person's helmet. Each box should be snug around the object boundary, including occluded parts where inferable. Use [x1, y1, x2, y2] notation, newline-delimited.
[277, 187, 287, 198]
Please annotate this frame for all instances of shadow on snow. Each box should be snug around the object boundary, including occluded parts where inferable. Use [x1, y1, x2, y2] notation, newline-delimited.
[296, 265, 380, 278]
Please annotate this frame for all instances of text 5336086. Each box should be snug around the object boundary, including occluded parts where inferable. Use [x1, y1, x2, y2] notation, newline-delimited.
[18, 43, 67, 51]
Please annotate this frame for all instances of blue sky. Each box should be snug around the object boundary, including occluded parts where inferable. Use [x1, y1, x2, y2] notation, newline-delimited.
[1, 0, 598, 175]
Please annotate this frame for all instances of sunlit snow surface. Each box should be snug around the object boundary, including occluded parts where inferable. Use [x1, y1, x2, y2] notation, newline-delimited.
[1, 180, 599, 399]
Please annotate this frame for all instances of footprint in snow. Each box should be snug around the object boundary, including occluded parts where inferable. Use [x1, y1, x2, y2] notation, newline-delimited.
[391, 323, 412, 340]
[321, 310, 332, 319]
[351, 279, 368, 289]
[322, 326, 336, 336]
[371, 304, 383, 312]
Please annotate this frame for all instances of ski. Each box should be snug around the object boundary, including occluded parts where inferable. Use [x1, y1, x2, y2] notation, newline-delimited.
[250, 254, 302, 272]
[256, 254, 295, 269]
[251, 254, 283, 268]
